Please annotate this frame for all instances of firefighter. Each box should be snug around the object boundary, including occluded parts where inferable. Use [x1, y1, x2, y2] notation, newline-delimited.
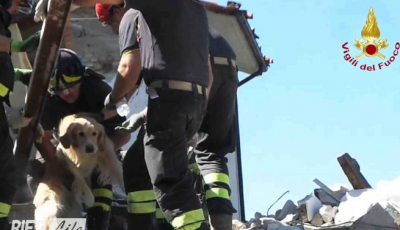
[194, 28, 238, 230]
[19, 48, 130, 230]
[94, 1, 212, 229]
[115, 28, 238, 230]
[0, 0, 38, 228]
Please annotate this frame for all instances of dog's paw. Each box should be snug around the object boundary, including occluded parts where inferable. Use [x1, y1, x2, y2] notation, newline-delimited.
[82, 191, 95, 208]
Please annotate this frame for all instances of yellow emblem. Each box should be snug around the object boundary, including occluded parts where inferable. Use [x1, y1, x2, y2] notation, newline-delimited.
[354, 7, 389, 59]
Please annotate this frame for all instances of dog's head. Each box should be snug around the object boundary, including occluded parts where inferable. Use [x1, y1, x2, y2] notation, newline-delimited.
[58, 114, 106, 155]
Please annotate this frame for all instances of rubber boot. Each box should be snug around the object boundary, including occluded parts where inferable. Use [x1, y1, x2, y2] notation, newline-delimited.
[209, 214, 232, 230]
[86, 206, 111, 230]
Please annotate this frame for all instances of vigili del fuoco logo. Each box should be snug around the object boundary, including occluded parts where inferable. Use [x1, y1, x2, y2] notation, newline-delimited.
[342, 7, 400, 71]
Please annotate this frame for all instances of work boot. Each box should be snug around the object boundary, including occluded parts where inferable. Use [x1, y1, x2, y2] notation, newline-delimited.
[209, 214, 232, 230]
[86, 207, 111, 230]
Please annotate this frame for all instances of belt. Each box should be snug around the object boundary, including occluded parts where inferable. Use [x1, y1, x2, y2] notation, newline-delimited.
[150, 80, 206, 95]
[211, 56, 236, 67]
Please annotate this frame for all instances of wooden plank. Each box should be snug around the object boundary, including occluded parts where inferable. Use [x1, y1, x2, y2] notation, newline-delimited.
[337, 153, 372, 189]
[14, 0, 73, 197]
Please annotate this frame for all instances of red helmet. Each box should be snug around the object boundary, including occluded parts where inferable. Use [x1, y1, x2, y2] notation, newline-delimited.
[95, 3, 113, 24]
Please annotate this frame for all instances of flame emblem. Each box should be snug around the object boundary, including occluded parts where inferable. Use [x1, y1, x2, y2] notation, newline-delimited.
[354, 7, 388, 59]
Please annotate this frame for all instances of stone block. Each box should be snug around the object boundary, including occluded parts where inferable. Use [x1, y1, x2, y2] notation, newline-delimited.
[276, 200, 298, 221]
[310, 213, 323, 226]
[298, 194, 322, 222]
[352, 203, 400, 230]
[319, 205, 337, 224]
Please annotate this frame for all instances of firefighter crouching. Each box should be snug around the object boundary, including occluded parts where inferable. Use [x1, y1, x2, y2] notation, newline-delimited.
[0, 0, 38, 228]
[16, 48, 130, 230]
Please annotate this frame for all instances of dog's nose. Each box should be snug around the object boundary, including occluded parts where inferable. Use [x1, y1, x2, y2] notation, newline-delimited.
[85, 144, 95, 153]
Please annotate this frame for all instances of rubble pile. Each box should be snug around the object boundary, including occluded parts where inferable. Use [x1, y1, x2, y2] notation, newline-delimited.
[233, 154, 400, 230]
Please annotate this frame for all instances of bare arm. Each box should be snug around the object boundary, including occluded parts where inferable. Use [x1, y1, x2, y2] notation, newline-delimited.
[0, 35, 12, 52]
[73, 0, 122, 7]
[110, 50, 142, 100]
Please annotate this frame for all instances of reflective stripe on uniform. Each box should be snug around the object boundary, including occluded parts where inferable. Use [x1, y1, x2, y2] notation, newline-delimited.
[156, 208, 165, 219]
[93, 188, 113, 199]
[171, 208, 204, 230]
[127, 190, 157, 214]
[0, 83, 9, 97]
[203, 173, 229, 185]
[93, 202, 111, 212]
[127, 201, 156, 214]
[206, 187, 230, 200]
[127, 190, 156, 202]
[0, 202, 11, 218]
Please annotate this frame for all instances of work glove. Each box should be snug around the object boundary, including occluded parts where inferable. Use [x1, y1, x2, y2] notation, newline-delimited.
[14, 68, 32, 85]
[6, 106, 32, 129]
[10, 31, 41, 52]
[115, 107, 147, 133]
[104, 93, 127, 111]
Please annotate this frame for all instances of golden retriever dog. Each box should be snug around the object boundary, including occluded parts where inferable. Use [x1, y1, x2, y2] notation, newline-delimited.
[33, 113, 124, 230]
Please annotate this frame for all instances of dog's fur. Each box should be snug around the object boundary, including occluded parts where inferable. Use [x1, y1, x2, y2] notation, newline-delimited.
[33, 113, 124, 230]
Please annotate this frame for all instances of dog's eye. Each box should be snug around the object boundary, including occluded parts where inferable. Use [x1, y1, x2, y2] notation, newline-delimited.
[92, 132, 97, 136]
[78, 131, 84, 137]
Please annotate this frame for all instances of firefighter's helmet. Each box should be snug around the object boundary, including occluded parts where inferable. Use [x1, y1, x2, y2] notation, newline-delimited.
[95, 3, 114, 25]
[48, 49, 85, 94]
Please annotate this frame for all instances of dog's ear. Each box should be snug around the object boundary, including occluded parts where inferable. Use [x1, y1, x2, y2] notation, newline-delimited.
[59, 132, 72, 148]
[97, 125, 106, 152]
[59, 123, 77, 149]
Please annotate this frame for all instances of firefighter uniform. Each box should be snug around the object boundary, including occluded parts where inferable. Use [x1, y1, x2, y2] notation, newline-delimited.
[23, 49, 126, 230]
[114, 1, 210, 229]
[194, 28, 238, 229]
[153, 29, 238, 230]
[0, 3, 18, 228]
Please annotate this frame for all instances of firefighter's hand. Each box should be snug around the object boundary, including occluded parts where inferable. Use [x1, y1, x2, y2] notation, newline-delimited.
[14, 68, 32, 85]
[6, 107, 32, 129]
[11, 31, 41, 52]
[104, 93, 126, 111]
[115, 112, 145, 133]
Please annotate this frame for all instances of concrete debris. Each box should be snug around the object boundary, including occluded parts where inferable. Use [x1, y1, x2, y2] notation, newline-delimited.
[233, 176, 400, 230]
[298, 194, 322, 222]
[276, 200, 298, 221]
[319, 205, 337, 224]
[351, 203, 400, 230]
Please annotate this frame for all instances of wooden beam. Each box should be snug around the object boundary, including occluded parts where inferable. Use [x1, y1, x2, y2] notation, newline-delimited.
[14, 0, 73, 195]
[337, 153, 372, 189]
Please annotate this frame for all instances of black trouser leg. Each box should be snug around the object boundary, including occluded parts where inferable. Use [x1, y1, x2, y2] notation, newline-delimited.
[195, 65, 238, 215]
[0, 105, 17, 229]
[144, 89, 207, 230]
[123, 127, 158, 230]
[86, 171, 113, 230]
